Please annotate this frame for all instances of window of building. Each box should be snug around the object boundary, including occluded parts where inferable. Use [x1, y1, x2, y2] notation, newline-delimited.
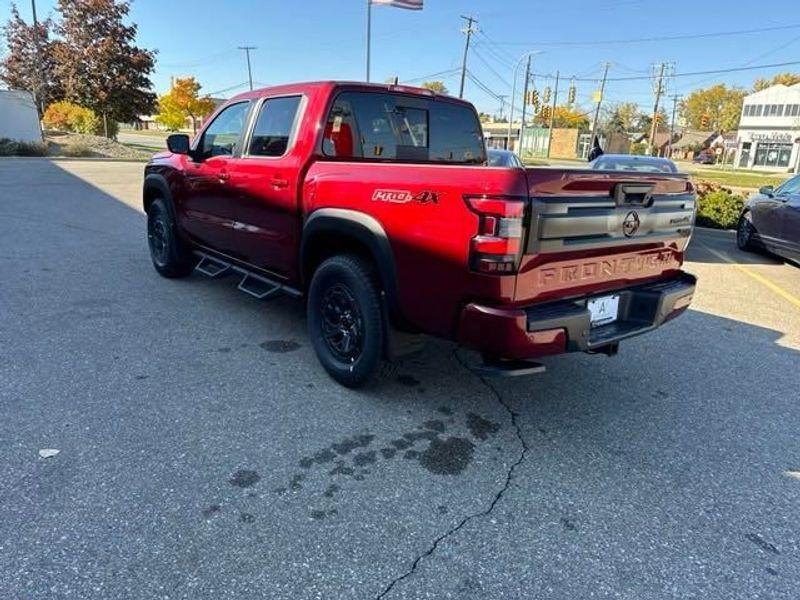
[753, 142, 793, 168]
[248, 95, 302, 157]
[754, 104, 763, 116]
[322, 91, 485, 164]
[743, 105, 751, 117]
[200, 101, 250, 159]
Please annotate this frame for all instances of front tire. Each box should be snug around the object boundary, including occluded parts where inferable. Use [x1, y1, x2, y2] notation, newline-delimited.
[147, 198, 193, 278]
[307, 255, 385, 388]
[736, 211, 755, 251]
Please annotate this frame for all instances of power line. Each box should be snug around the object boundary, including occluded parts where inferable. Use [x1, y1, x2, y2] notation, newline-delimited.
[532, 60, 800, 83]
[471, 46, 512, 89]
[488, 23, 800, 47]
[401, 68, 461, 84]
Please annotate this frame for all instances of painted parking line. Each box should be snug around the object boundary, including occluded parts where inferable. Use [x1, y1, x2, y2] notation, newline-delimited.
[699, 243, 800, 311]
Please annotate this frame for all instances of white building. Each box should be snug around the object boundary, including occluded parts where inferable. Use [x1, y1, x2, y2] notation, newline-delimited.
[736, 83, 800, 172]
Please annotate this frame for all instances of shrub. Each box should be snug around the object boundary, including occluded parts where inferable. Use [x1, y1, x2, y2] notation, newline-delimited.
[0, 138, 49, 156]
[630, 141, 648, 155]
[696, 190, 744, 230]
[43, 101, 101, 135]
[61, 142, 94, 157]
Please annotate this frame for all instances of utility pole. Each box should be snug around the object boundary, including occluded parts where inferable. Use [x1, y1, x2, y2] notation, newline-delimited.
[458, 15, 477, 99]
[497, 95, 507, 121]
[30, 0, 44, 114]
[667, 94, 682, 159]
[519, 55, 532, 148]
[648, 62, 667, 156]
[238, 46, 257, 91]
[589, 62, 610, 152]
[546, 71, 559, 158]
[365, 0, 372, 82]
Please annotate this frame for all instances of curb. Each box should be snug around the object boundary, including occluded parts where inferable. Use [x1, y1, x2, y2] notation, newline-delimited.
[0, 156, 149, 164]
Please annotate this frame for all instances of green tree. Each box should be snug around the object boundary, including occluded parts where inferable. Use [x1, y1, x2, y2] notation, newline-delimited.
[156, 77, 216, 133]
[421, 80, 448, 95]
[0, 3, 61, 112]
[753, 73, 800, 91]
[680, 84, 745, 132]
[606, 102, 640, 133]
[53, 0, 156, 136]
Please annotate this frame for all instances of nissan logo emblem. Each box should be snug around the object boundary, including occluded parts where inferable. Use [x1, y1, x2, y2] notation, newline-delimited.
[623, 211, 640, 237]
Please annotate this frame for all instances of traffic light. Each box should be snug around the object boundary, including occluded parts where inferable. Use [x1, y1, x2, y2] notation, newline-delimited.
[567, 84, 576, 104]
[701, 114, 710, 129]
[526, 89, 540, 107]
[540, 105, 551, 120]
[542, 86, 551, 104]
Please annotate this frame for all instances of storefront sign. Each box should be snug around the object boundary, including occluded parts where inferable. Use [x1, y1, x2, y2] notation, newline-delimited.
[750, 132, 794, 142]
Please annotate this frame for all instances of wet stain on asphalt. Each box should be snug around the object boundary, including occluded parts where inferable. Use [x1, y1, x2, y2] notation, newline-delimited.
[746, 533, 780, 554]
[331, 434, 375, 455]
[437, 505, 448, 514]
[417, 437, 475, 475]
[352, 450, 377, 467]
[560, 517, 577, 531]
[229, 470, 260, 488]
[396, 374, 420, 387]
[466, 413, 500, 441]
[239, 512, 256, 524]
[259, 339, 301, 353]
[201, 504, 221, 518]
[311, 508, 338, 520]
[217, 346, 232, 353]
[262, 411, 501, 519]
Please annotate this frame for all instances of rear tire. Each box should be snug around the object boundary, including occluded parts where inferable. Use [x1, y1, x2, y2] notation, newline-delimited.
[307, 254, 385, 388]
[147, 198, 193, 278]
[736, 211, 755, 252]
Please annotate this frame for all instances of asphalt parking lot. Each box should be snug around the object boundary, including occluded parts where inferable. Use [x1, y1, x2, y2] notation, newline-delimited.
[1, 159, 799, 599]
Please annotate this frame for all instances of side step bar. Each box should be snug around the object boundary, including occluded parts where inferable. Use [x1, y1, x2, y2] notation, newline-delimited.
[471, 359, 546, 378]
[193, 252, 302, 300]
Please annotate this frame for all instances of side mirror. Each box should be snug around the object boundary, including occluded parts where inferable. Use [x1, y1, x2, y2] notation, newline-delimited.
[759, 185, 774, 197]
[166, 133, 191, 155]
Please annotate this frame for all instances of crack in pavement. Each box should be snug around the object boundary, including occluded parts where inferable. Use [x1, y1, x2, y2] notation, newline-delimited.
[375, 350, 530, 599]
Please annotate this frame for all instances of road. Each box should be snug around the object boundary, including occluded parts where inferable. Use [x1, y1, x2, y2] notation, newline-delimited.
[1, 159, 799, 599]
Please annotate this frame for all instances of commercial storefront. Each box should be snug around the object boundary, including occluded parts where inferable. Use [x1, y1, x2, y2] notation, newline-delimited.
[736, 83, 800, 172]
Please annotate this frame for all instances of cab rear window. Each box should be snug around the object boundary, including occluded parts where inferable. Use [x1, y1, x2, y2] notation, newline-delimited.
[323, 91, 486, 165]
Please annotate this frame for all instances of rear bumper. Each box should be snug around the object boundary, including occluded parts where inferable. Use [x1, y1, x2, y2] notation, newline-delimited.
[457, 272, 696, 360]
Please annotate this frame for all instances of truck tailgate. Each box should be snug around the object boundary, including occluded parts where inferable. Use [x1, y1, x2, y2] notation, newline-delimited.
[516, 168, 696, 304]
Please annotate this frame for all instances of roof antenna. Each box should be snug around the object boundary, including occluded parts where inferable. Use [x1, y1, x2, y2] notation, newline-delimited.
[391, 76, 399, 85]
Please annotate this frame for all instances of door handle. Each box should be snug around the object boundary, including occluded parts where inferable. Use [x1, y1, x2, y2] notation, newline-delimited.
[270, 176, 289, 189]
[218, 170, 230, 183]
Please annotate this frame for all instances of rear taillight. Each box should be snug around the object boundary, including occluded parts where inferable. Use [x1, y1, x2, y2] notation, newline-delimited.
[465, 196, 526, 274]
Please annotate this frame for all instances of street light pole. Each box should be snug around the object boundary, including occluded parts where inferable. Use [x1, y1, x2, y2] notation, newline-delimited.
[30, 0, 44, 114]
[506, 50, 543, 152]
[238, 46, 257, 91]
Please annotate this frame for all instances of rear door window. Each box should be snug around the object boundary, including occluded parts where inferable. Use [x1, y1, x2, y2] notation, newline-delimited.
[323, 91, 485, 164]
[248, 95, 303, 157]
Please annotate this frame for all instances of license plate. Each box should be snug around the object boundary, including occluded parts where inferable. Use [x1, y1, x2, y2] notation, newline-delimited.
[587, 294, 620, 327]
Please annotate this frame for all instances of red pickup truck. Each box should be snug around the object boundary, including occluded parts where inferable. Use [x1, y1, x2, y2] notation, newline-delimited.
[143, 81, 696, 387]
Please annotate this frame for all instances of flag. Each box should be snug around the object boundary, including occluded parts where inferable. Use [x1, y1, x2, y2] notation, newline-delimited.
[371, 0, 423, 9]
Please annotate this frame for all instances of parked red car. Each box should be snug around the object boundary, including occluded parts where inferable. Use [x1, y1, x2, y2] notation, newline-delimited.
[143, 81, 697, 386]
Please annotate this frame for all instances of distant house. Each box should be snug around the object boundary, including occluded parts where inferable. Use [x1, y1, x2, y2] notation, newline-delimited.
[0, 89, 42, 143]
[482, 121, 519, 151]
[669, 130, 718, 160]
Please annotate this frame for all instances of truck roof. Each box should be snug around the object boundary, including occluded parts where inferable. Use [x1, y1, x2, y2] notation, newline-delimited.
[227, 80, 472, 106]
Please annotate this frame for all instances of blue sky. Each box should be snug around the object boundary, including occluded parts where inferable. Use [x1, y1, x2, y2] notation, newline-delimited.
[3, 0, 800, 116]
